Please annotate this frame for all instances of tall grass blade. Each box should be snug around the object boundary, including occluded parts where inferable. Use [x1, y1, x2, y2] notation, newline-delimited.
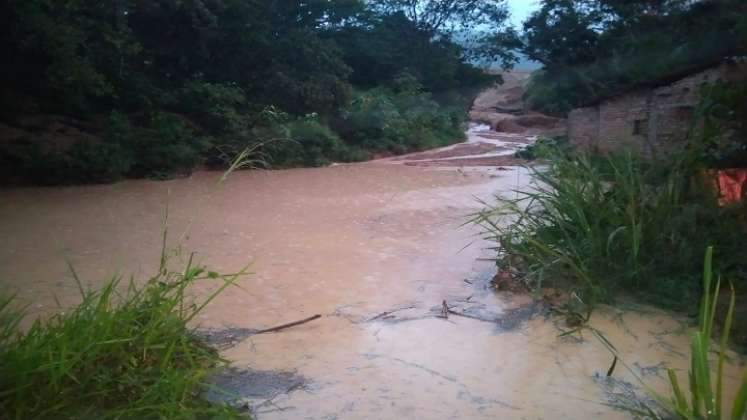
[717, 283, 736, 418]
[732, 371, 747, 420]
[668, 369, 688, 412]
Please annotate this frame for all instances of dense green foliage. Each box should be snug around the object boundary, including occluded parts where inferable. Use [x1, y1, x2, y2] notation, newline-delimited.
[0, 257, 245, 419]
[334, 88, 468, 155]
[0, 0, 516, 184]
[519, 0, 747, 115]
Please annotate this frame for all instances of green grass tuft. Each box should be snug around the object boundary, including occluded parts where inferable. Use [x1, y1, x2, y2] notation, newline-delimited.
[472, 149, 746, 310]
[0, 255, 247, 419]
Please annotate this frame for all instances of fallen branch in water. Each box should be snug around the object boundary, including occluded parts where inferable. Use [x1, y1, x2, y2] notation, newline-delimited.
[606, 356, 618, 377]
[254, 314, 322, 335]
[368, 311, 396, 322]
[366, 305, 417, 322]
[446, 308, 494, 322]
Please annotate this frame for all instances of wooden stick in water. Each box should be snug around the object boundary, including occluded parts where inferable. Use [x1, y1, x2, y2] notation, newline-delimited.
[254, 314, 322, 335]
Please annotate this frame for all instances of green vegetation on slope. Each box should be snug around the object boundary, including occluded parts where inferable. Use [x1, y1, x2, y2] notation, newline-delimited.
[519, 0, 747, 115]
[0, 0, 520, 184]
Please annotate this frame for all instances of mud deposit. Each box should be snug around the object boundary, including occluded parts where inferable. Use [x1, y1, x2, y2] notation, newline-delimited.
[1, 126, 744, 418]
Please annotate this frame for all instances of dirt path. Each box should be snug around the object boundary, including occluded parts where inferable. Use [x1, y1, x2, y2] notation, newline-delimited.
[1, 117, 744, 417]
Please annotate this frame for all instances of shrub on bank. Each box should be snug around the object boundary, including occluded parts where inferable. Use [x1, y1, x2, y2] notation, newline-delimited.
[1, 111, 210, 184]
[263, 117, 363, 167]
[334, 89, 466, 155]
[2, 139, 134, 185]
[128, 112, 210, 179]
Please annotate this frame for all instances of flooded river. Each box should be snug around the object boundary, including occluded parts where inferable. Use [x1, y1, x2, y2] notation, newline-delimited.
[0, 125, 744, 419]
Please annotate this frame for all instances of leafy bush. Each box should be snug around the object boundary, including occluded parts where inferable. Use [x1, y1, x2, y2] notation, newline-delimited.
[473, 150, 746, 309]
[243, 108, 364, 167]
[65, 141, 134, 183]
[0, 111, 211, 184]
[267, 117, 360, 167]
[1, 139, 133, 185]
[0, 112, 136, 184]
[172, 81, 249, 134]
[335, 89, 466, 154]
[0, 257, 244, 419]
[129, 112, 210, 179]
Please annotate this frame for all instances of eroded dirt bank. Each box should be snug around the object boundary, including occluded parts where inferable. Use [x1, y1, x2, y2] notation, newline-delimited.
[1, 126, 744, 418]
[470, 71, 566, 137]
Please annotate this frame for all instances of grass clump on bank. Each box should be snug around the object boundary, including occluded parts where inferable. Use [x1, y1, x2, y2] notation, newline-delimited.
[473, 149, 746, 311]
[0, 256, 246, 419]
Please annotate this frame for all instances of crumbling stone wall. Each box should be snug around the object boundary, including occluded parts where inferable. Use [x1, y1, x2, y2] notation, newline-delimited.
[568, 66, 728, 155]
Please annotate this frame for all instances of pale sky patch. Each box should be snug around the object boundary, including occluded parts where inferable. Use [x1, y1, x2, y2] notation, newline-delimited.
[506, 0, 540, 28]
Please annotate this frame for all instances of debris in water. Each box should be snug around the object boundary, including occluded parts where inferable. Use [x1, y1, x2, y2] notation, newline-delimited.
[593, 373, 665, 416]
[435, 298, 549, 332]
[194, 327, 257, 350]
[204, 367, 308, 413]
[194, 314, 323, 350]
[633, 361, 668, 378]
[367, 305, 417, 322]
[254, 314, 322, 335]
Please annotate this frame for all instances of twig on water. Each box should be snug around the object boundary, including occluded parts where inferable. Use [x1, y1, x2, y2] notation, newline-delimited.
[254, 314, 322, 335]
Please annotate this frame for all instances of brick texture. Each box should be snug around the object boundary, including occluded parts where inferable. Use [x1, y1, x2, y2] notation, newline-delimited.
[567, 64, 742, 155]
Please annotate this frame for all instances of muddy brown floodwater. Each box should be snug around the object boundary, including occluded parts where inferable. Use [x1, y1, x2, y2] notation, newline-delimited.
[0, 126, 744, 419]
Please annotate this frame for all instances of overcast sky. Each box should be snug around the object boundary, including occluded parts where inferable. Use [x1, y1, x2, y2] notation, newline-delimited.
[507, 0, 540, 28]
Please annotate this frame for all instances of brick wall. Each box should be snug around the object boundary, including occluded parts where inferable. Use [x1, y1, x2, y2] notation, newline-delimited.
[567, 106, 598, 150]
[567, 66, 728, 155]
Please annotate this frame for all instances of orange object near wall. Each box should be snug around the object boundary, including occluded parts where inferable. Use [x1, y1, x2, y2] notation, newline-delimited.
[715, 169, 747, 206]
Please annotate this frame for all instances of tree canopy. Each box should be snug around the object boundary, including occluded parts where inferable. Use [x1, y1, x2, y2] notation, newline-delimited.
[0, 0, 518, 184]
